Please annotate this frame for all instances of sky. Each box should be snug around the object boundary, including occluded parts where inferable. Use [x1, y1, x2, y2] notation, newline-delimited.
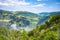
[0, 0, 60, 13]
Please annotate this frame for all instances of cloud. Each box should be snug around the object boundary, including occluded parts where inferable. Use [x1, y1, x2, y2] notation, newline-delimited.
[0, 0, 59, 13]
[14, 5, 40, 13]
[37, 0, 48, 1]
[11, 24, 17, 30]
[15, 1, 30, 5]
[32, 4, 46, 7]
[0, 0, 41, 13]
[0, 2, 14, 6]
[37, 0, 42, 1]
[0, 0, 30, 6]
[0, 0, 46, 13]
[56, 2, 60, 4]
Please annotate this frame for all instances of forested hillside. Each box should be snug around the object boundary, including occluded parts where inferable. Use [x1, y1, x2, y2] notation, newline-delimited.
[0, 10, 39, 31]
[0, 0, 60, 40]
[0, 10, 60, 40]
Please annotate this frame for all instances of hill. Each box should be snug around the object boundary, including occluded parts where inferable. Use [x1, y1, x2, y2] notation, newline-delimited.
[0, 10, 39, 30]
[0, 10, 60, 31]
[37, 12, 60, 24]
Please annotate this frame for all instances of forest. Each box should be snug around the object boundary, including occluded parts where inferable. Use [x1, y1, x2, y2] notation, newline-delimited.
[0, 10, 60, 40]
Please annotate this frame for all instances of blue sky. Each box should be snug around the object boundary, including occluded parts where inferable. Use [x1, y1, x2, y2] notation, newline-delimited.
[0, 0, 60, 13]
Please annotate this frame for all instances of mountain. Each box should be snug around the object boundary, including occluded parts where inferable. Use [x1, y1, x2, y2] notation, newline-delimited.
[0, 10, 39, 28]
[0, 10, 60, 31]
[14, 11, 39, 17]
[37, 12, 60, 24]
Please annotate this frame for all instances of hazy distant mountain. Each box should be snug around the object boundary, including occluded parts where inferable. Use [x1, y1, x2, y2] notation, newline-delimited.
[0, 10, 39, 28]
[0, 10, 60, 31]
[37, 12, 60, 24]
